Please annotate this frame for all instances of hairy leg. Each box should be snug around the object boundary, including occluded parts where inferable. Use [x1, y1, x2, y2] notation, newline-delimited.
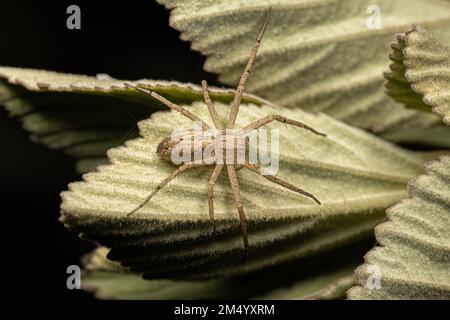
[124, 83, 210, 130]
[127, 162, 206, 216]
[243, 163, 321, 205]
[244, 114, 326, 137]
[226, 10, 271, 129]
[227, 165, 249, 258]
[207, 164, 224, 232]
[202, 80, 221, 129]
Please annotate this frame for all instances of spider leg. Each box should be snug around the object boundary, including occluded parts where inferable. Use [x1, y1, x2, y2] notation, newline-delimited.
[227, 165, 249, 260]
[202, 80, 221, 130]
[124, 83, 210, 130]
[226, 9, 271, 129]
[207, 164, 224, 233]
[127, 162, 205, 216]
[243, 163, 321, 205]
[244, 114, 326, 137]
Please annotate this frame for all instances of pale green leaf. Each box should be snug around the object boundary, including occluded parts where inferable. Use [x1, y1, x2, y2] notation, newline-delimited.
[382, 126, 450, 149]
[348, 156, 450, 300]
[157, 0, 450, 140]
[61, 100, 426, 279]
[385, 25, 450, 125]
[82, 247, 356, 300]
[0, 67, 265, 173]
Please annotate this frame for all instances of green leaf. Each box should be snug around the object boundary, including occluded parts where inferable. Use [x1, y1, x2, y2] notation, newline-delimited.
[348, 156, 450, 300]
[385, 25, 450, 125]
[82, 247, 356, 300]
[256, 271, 355, 300]
[157, 0, 450, 140]
[0, 67, 265, 173]
[61, 99, 426, 279]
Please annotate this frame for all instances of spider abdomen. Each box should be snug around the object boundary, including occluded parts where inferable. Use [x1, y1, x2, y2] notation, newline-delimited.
[157, 129, 250, 165]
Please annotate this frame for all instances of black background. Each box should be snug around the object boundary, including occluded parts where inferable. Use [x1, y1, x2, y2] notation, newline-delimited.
[0, 0, 219, 301]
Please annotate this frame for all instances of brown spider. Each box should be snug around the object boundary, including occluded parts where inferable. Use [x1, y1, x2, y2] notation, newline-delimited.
[125, 10, 326, 256]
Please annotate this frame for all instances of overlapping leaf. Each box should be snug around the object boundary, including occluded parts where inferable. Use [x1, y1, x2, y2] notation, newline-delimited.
[348, 156, 450, 299]
[82, 247, 356, 299]
[157, 0, 450, 138]
[256, 271, 355, 300]
[0, 67, 264, 173]
[349, 26, 450, 300]
[60, 99, 425, 279]
[385, 25, 450, 125]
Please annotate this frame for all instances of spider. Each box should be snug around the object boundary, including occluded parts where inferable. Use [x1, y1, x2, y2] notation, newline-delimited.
[124, 10, 326, 256]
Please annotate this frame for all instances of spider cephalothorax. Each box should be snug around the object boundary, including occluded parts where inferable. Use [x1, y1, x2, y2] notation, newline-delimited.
[125, 10, 326, 257]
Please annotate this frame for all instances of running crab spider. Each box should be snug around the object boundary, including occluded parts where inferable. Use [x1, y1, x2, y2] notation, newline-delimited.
[124, 10, 326, 256]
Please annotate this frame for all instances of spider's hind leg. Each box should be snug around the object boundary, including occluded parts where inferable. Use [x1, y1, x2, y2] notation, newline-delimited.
[127, 162, 205, 216]
[226, 165, 249, 261]
[207, 164, 224, 234]
[243, 163, 321, 205]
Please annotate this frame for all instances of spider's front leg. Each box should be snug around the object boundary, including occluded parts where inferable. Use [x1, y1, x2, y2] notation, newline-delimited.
[202, 80, 221, 130]
[244, 114, 326, 137]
